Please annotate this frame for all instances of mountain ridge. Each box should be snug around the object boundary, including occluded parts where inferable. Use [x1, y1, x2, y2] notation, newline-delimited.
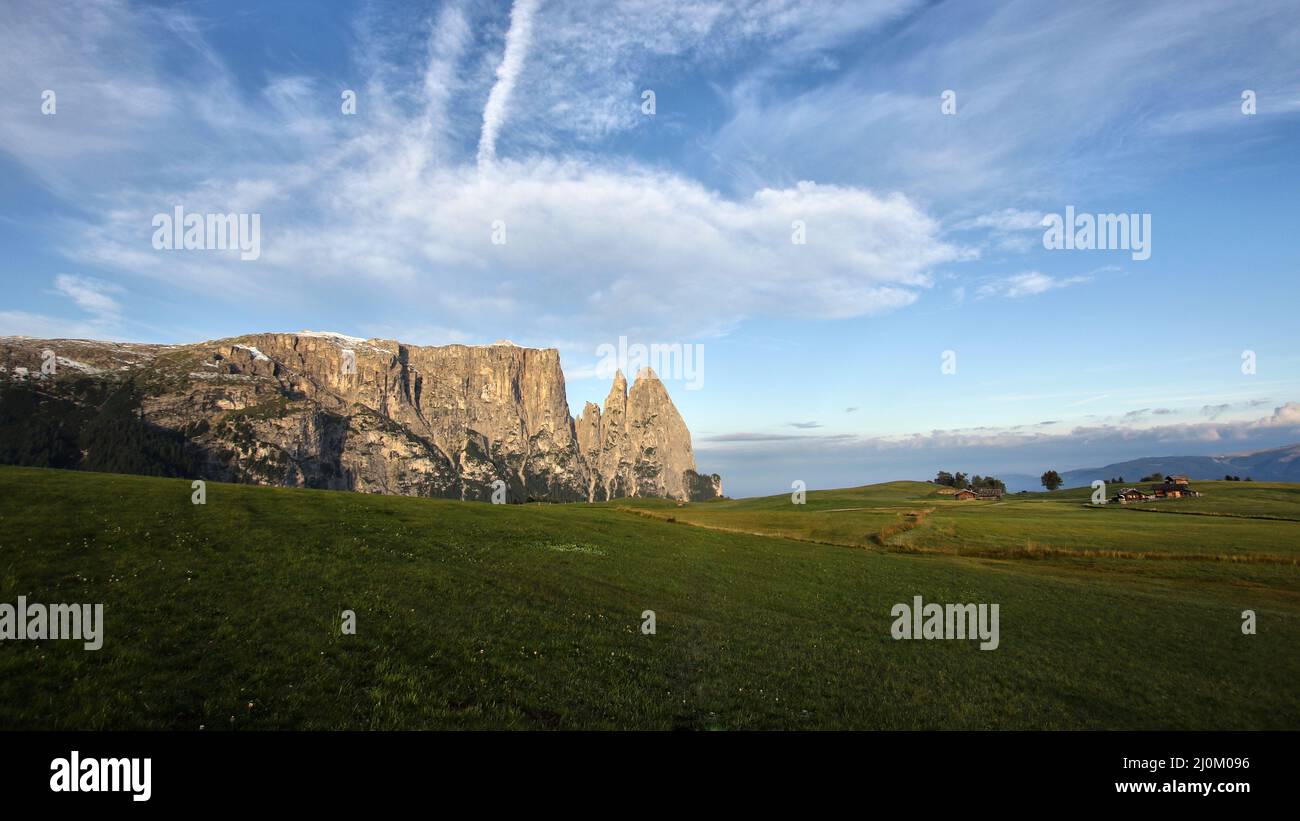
[995, 443, 1300, 491]
[0, 332, 723, 503]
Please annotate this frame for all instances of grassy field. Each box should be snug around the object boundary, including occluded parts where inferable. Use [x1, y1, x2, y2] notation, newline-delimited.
[0, 465, 1297, 730]
[624, 481, 1300, 560]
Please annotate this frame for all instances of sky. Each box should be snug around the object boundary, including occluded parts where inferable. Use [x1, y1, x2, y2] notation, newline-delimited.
[2, 0, 1299, 497]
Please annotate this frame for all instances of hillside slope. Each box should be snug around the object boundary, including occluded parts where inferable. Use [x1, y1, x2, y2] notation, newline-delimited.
[1055, 444, 1300, 487]
[1, 466, 1296, 730]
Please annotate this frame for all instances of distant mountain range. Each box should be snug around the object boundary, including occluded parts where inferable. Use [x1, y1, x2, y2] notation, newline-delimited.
[998, 443, 1300, 492]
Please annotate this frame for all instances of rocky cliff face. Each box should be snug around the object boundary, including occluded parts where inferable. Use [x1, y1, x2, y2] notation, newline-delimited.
[0, 332, 722, 503]
[577, 366, 716, 502]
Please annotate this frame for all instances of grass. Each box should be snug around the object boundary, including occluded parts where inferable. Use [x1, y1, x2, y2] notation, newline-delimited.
[629, 481, 1300, 561]
[0, 466, 1296, 730]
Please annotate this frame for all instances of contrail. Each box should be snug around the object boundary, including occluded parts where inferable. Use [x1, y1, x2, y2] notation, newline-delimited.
[476, 0, 541, 168]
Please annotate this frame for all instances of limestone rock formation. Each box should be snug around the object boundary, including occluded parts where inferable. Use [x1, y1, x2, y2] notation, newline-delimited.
[0, 332, 723, 503]
[575, 367, 711, 501]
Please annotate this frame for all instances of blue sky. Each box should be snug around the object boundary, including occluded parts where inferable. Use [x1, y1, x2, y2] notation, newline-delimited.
[2, 0, 1299, 496]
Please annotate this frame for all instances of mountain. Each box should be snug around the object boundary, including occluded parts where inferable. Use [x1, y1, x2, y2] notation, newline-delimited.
[996, 444, 1300, 491]
[0, 332, 722, 503]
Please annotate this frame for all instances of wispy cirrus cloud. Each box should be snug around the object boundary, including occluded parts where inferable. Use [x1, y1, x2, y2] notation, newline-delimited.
[704, 0, 1300, 211]
[0, 0, 965, 347]
[952, 208, 1046, 233]
[975, 271, 1091, 299]
[0, 274, 126, 339]
[3, 0, 1296, 349]
[508, 0, 922, 145]
[950, 208, 1048, 253]
[53, 274, 123, 323]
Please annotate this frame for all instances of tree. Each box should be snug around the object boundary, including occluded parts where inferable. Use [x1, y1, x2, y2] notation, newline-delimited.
[936, 470, 1005, 492]
[970, 474, 1007, 492]
[1040, 470, 1063, 491]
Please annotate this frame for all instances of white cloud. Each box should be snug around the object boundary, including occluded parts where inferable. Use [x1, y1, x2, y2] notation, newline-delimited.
[975, 271, 1090, 299]
[703, 0, 1300, 211]
[508, 0, 921, 144]
[53, 274, 122, 322]
[120, 163, 954, 341]
[951, 208, 1047, 253]
[952, 208, 1045, 233]
[6, 0, 1292, 352]
[0, 275, 127, 339]
[701, 403, 1300, 455]
[0, 0, 965, 348]
[0, 310, 117, 340]
[1253, 402, 1300, 428]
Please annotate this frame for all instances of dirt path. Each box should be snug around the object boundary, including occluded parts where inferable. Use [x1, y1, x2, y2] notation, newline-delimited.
[614, 506, 1299, 565]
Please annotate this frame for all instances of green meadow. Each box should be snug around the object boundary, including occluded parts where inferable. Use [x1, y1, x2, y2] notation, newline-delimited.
[625, 481, 1300, 559]
[0, 465, 1296, 730]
